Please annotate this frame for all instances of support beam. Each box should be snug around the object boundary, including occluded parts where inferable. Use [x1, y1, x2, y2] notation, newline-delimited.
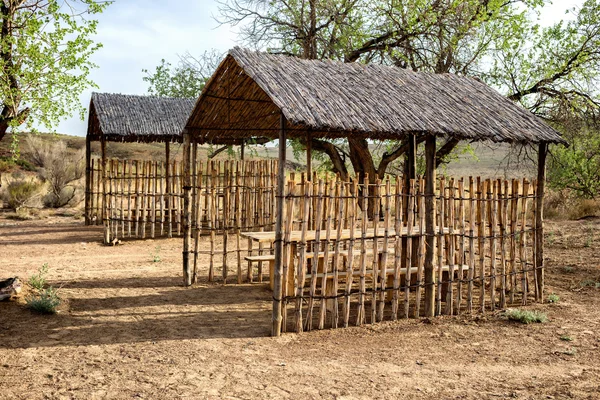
[306, 130, 312, 177]
[165, 141, 171, 238]
[536, 141, 548, 301]
[240, 140, 245, 160]
[424, 134, 436, 317]
[272, 113, 287, 337]
[182, 131, 193, 286]
[407, 134, 417, 180]
[84, 136, 92, 225]
[101, 137, 109, 244]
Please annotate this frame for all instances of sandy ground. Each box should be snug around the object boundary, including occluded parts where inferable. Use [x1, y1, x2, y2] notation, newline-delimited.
[0, 216, 599, 399]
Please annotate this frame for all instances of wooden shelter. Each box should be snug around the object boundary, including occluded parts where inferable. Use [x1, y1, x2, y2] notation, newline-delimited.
[182, 47, 567, 336]
[85, 93, 195, 228]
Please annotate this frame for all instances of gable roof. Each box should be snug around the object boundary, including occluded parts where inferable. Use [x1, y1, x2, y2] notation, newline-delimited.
[87, 93, 195, 143]
[186, 47, 566, 145]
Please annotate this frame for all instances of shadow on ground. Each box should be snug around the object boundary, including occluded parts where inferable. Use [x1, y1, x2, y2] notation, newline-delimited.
[0, 277, 273, 348]
[0, 224, 103, 246]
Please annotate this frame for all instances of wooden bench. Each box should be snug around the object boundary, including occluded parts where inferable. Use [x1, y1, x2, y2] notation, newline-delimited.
[245, 254, 275, 286]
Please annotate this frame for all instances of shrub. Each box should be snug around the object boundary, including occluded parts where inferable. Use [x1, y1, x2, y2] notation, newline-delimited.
[150, 246, 162, 263]
[548, 119, 600, 199]
[505, 309, 548, 324]
[547, 293, 560, 303]
[25, 264, 61, 314]
[28, 263, 49, 291]
[2, 178, 43, 210]
[562, 266, 575, 273]
[26, 135, 85, 208]
[580, 279, 600, 288]
[25, 287, 61, 314]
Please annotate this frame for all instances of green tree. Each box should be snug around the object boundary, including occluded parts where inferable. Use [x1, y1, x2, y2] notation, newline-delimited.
[142, 50, 222, 98]
[547, 107, 600, 198]
[217, 0, 564, 181]
[0, 0, 109, 153]
[148, 1, 600, 182]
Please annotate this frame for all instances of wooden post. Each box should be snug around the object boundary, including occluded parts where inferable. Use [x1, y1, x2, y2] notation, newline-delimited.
[85, 136, 92, 225]
[536, 142, 547, 301]
[101, 137, 110, 244]
[306, 130, 312, 177]
[165, 141, 171, 238]
[272, 113, 287, 337]
[240, 140, 245, 160]
[182, 131, 192, 286]
[424, 135, 436, 318]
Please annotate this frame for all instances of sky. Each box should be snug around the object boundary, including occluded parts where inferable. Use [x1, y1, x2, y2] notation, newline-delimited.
[57, 0, 582, 137]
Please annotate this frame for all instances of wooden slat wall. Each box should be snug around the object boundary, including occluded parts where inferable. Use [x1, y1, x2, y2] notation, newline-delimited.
[277, 175, 540, 333]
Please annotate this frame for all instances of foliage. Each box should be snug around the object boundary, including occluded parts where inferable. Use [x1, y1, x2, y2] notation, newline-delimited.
[505, 309, 548, 324]
[150, 246, 162, 263]
[562, 266, 575, 273]
[28, 263, 49, 291]
[487, 0, 600, 119]
[26, 264, 60, 314]
[1, 176, 43, 210]
[0, 0, 110, 153]
[216, 0, 599, 180]
[548, 121, 600, 199]
[0, 156, 36, 172]
[547, 293, 560, 303]
[142, 50, 222, 98]
[580, 279, 600, 288]
[25, 286, 61, 314]
[26, 135, 85, 208]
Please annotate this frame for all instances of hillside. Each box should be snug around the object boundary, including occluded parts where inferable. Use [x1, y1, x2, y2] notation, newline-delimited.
[1, 132, 533, 179]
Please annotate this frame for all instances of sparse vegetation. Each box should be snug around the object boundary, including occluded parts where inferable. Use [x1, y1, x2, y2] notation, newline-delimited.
[28, 263, 49, 291]
[26, 135, 85, 208]
[25, 287, 61, 314]
[151, 246, 162, 263]
[580, 279, 600, 288]
[25, 264, 61, 314]
[505, 309, 548, 324]
[547, 230, 556, 245]
[1, 176, 43, 210]
[562, 266, 575, 274]
[560, 335, 573, 342]
[547, 293, 560, 303]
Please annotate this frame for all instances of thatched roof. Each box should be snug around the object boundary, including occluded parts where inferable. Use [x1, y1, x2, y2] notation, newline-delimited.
[186, 47, 566, 145]
[87, 93, 195, 143]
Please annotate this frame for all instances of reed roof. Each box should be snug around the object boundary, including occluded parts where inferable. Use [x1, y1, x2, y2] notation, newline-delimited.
[186, 47, 566, 145]
[87, 92, 195, 143]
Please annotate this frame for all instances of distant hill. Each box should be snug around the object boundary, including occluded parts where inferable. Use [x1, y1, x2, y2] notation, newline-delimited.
[0, 132, 534, 179]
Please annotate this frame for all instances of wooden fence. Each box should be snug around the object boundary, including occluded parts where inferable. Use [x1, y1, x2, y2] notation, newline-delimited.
[273, 175, 541, 333]
[87, 157, 278, 246]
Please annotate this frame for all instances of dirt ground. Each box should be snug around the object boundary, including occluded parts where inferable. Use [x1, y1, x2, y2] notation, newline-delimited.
[0, 216, 599, 399]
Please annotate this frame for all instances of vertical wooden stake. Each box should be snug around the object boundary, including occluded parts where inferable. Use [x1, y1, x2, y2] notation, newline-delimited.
[101, 137, 110, 244]
[182, 131, 192, 286]
[272, 113, 287, 337]
[85, 136, 92, 225]
[536, 142, 547, 302]
[424, 135, 436, 318]
[166, 141, 172, 238]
